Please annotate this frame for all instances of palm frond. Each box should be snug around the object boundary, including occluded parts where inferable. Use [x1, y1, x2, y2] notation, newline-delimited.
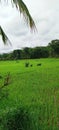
[12, 0, 36, 30]
[0, 0, 36, 30]
[0, 26, 11, 45]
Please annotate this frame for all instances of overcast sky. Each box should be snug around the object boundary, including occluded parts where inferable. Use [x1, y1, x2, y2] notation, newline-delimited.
[0, 0, 59, 53]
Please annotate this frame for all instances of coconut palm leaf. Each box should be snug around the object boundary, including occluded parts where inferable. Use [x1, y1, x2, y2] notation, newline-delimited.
[0, 0, 36, 44]
[0, 0, 36, 30]
[0, 26, 11, 45]
[13, 0, 36, 30]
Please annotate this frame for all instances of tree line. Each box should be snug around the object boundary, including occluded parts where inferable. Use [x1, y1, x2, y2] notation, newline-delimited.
[0, 39, 59, 60]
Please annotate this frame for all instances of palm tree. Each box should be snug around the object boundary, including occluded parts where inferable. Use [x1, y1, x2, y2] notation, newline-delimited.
[0, 0, 36, 44]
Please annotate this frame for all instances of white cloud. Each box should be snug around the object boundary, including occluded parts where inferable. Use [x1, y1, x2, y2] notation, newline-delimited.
[0, 0, 59, 53]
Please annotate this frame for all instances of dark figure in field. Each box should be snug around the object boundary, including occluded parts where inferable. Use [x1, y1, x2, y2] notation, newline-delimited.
[37, 63, 41, 66]
[30, 64, 33, 67]
[25, 62, 29, 67]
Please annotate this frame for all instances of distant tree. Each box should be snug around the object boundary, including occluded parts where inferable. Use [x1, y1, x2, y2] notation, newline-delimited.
[40, 47, 49, 58]
[32, 47, 42, 59]
[49, 39, 59, 57]
[0, 0, 36, 44]
[23, 47, 30, 59]
[0, 46, 50, 60]
[12, 50, 22, 59]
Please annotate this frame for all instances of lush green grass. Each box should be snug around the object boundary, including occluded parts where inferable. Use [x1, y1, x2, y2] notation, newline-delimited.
[0, 58, 59, 130]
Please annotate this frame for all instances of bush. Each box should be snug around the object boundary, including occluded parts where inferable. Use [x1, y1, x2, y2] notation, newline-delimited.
[30, 64, 33, 67]
[3, 107, 33, 130]
[37, 63, 41, 66]
[25, 62, 29, 67]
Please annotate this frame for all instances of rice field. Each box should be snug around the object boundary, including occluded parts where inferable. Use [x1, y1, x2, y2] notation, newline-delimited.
[0, 58, 59, 130]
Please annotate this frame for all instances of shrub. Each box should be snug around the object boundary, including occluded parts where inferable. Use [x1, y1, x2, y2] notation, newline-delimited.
[30, 64, 33, 67]
[3, 107, 33, 130]
[37, 63, 41, 66]
[25, 62, 29, 67]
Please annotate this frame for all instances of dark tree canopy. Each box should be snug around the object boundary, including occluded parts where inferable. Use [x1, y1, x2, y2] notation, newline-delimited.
[49, 39, 59, 57]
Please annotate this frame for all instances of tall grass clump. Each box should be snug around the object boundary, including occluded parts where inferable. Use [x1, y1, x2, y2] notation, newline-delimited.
[0, 73, 10, 100]
[1, 107, 35, 130]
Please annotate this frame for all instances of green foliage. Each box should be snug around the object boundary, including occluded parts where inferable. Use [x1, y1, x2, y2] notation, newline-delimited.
[37, 63, 41, 66]
[30, 47, 49, 59]
[49, 39, 59, 57]
[11, 50, 22, 60]
[0, 73, 10, 100]
[0, 39, 59, 59]
[0, 46, 49, 60]
[2, 107, 33, 130]
[0, 59, 59, 130]
[0, 87, 8, 100]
